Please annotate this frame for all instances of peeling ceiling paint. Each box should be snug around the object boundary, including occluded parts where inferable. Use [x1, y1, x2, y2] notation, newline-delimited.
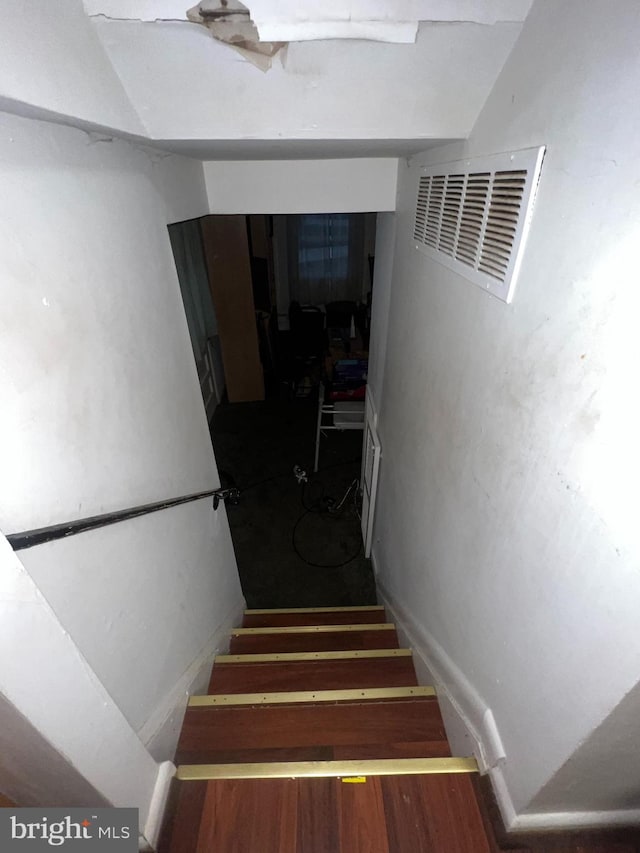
[83, 0, 534, 42]
[187, 1, 285, 71]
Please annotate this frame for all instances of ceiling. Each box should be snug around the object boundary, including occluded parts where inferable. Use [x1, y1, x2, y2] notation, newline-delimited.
[149, 137, 458, 161]
[0, 1, 534, 162]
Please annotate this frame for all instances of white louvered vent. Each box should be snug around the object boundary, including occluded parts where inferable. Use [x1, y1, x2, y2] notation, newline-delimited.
[413, 147, 545, 303]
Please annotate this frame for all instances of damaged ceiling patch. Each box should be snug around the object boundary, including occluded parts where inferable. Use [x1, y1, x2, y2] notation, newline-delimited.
[187, 1, 285, 71]
[83, 0, 535, 69]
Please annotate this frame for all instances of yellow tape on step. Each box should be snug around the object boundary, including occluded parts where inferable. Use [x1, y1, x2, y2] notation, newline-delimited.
[341, 776, 367, 783]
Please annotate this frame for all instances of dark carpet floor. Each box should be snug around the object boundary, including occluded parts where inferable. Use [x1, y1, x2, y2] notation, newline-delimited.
[210, 397, 377, 609]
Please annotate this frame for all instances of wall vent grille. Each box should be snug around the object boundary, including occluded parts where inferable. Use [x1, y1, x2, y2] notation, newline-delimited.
[413, 147, 545, 303]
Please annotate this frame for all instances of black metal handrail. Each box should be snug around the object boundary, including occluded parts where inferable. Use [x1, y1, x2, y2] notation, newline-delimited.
[6, 486, 240, 552]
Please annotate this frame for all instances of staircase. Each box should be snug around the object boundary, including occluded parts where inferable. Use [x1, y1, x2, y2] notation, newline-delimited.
[160, 605, 496, 852]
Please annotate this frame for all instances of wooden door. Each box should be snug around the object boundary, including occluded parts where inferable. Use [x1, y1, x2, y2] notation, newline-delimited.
[200, 215, 265, 403]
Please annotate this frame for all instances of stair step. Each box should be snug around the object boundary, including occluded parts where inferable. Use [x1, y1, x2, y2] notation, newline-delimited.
[176, 756, 478, 781]
[176, 699, 447, 762]
[190, 686, 436, 707]
[172, 741, 452, 767]
[229, 628, 399, 655]
[216, 648, 411, 664]
[243, 607, 386, 627]
[208, 654, 418, 692]
[231, 623, 395, 635]
[161, 773, 493, 853]
[333, 741, 451, 760]
[245, 606, 384, 614]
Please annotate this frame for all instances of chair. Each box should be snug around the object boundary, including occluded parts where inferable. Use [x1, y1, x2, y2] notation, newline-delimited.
[314, 381, 365, 472]
[286, 302, 326, 397]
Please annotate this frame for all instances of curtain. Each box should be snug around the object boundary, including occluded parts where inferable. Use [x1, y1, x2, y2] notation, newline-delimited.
[287, 213, 365, 305]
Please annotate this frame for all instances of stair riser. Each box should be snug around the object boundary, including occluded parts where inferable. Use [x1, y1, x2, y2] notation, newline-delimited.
[243, 610, 387, 627]
[229, 629, 399, 655]
[208, 656, 418, 693]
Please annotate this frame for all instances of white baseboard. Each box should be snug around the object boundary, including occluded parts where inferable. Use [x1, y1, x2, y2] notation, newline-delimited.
[136, 597, 246, 763]
[510, 804, 640, 831]
[377, 577, 640, 833]
[140, 760, 175, 851]
[376, 579, 505, 772]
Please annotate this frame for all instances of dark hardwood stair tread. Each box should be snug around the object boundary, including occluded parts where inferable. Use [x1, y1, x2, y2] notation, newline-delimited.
[163, 612, 639, 853]
[163, 773, 492, 852]
[229, 628, 399, 655]
[158, 779, 206, 853]
[176, 699, 445, 760]
[175, 740, 452, 766]
[208, 656, 419, 693]
[332, 740, 451, 760]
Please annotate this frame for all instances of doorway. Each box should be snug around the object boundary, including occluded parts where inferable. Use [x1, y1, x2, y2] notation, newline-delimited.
[168, 212, 379, 608]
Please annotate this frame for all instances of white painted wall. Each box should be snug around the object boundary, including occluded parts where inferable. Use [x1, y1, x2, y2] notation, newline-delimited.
[529, 680, 640, 815]
[19, 501, 241, 742]
[0, 114, 211, 533]
[204, 160, 398, 214]
[90, 18, 522, 142]
[366, 211, 398, 406]
[0, 692, 108, 809]
[0, 0, 144, 134]
[0, 535, 159, 833]
[370, 0, 640, 827]
[0, 110, 244, 789]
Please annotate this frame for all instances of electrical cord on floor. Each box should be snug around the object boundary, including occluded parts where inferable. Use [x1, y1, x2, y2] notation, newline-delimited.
[292, 477, 363, 569]
[220, 459, 365, 569]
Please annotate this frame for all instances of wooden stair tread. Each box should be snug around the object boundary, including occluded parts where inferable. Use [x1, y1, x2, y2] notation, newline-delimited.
[176, 757, 477, 781]
[163, 610, 637, 853]
[208, 656, 419, 693]
[231, 623, 395, 635]
[162, 773, 491, 853]
[176, 699, 446, 762]
[229, 628, 399, 655]
[190, 686, 434, 707]
[216, 648, 411, 664]
[243, 609, 387, 627]
[171, 741, 452, 767]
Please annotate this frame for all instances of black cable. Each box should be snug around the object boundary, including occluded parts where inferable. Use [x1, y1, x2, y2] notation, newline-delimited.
[224, 457, 364, 569]
[291, 508, 363, 569]
[292, 478, 363, 568]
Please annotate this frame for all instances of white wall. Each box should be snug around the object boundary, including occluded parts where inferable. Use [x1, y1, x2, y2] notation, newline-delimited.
[0, 535, 158, 831]
[529, 680, 640, 814]
[0, 110, 244, 791]
[370, 0, 640, 828]
[0, 692, 108, 809]
[366, 212, 398, 405]
[204, 160, 398, 214]
[19, 501, 241, 742]
[91, 18, 522, 142]
[0, 0, 144, 134]
[0, 114, 211, 533]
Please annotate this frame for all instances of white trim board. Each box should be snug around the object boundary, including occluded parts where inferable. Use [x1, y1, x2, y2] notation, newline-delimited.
[376, 576, 640, 832]
[140, 760, 175, 851]
[136, 597, 246, 762]
[509, 803, 640, 832]
[376, 579, 506, 772]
